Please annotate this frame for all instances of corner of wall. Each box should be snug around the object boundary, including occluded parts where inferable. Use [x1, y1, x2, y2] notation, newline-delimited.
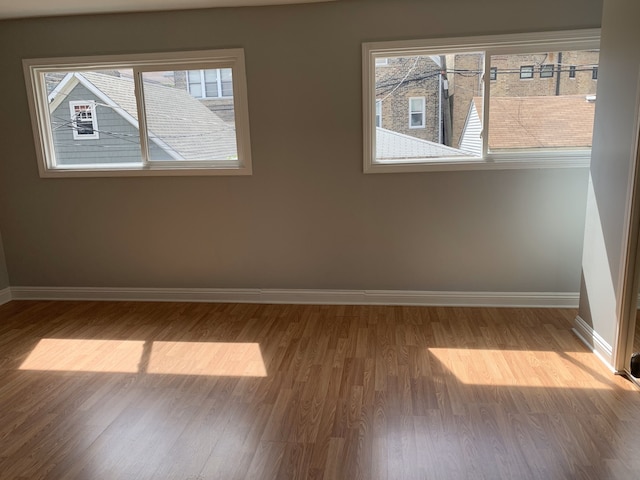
[0, 230, 8, 291]
[577, 0, 640, 371]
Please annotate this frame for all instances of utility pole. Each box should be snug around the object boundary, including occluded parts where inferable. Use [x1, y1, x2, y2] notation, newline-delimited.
[439, 55, 453, 146]
[555, 51, 563, 96]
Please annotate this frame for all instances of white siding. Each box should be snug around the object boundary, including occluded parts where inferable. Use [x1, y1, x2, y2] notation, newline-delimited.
[459, 103, 482, 156]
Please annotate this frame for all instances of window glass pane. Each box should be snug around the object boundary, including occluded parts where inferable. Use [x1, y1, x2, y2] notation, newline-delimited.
[540, 64, 554, 78]
[189, 83, 203, 98]
[520, 66, 534, 79]
[44, 69, 143, 166]
[409, 98, 423, 112]
[204, 82, 218, 97]
[374, 52, 483, 162]
[141, 70, 238, 162]
[187, 70, 203, 97]
[409, 98, 425, 128]
[203, 69, 219, 97]
[488, 50, 599, 153]
[72, 103, 95, 135]
[220, 68, 233, 97]
[410, 112, 423, 127]
[204, 69, 217, 82]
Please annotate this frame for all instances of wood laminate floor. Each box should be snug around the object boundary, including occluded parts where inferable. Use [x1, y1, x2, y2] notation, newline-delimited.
[0, 301, 639, 479]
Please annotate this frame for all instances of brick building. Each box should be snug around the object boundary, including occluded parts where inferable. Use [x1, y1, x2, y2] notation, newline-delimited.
[377, 49, 599, 151]
[375, 56, 444, 143]
[444, 53, 484, 151]
[489, 50, 600, 97]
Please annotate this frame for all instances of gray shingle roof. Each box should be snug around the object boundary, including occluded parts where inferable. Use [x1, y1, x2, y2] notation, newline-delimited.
[79, 72, 237, 160]
[376, 127, 467, 160]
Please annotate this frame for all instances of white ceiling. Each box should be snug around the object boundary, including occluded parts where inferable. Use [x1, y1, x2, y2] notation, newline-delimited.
[0, 0, 332, 20]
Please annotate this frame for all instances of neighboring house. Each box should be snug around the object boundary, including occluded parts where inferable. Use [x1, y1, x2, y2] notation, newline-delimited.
[445, 53, 484, 151]
[175, 69, 236, 124]
[47, 71, 237, 165]
[449, 50, 599, 149]
[377, 50, 599, 152]
[376, 127, 467, 161]
[489, 50, 600, 98]
[375, 56, 444, 144]
[459, 95, 596, 155]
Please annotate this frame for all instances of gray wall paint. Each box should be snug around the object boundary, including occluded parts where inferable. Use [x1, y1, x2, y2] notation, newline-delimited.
[0, 0, 601, 290]
[578, 0, 640, 351]
[0, 231, 8, 290]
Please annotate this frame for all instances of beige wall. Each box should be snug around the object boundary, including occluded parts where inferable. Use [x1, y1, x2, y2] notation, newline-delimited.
[579, 0, 640, 356]
[0, 0, 601, 291]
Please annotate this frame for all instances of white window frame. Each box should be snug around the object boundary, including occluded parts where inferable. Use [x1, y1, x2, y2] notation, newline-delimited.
[188, 68, 234, 99]
[408, 97, 426, 129]
[69, 100, 99, 140]
[23, 49, 252, 178]
[375, 100, 382, 128]
[363, 29, 600, 174]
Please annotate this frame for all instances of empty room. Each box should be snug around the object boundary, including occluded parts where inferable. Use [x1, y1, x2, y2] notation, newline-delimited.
[1, 0, 640, 478]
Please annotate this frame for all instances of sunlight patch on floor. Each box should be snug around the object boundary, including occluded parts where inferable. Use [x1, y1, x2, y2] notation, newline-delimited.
[147, 341, 267, 377]
[428, 348, 612, 389]
[20, 338, 145, 373]
[19, 339, 267, 377]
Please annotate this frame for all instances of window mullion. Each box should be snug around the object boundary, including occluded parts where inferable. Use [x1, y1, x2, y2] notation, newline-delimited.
[217, 69, 223, 98]
[200, 70, 206, 98]
[482, 50, 491, 159]
[133, 68, 151, 166]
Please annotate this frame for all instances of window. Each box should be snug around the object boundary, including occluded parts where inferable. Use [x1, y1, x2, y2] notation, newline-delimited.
[69, 101, 99, 139]
[23, 49, 252, 177]
[187, 68, 234, 98]
[409, 97, 425, 128]
[375, 58, 388, 66]
[540, 64, 554, 78]
[520, 65, 534, 79]
[569, 65, 577, 78]
[375, 100, 382, 127]
[363, 29, 600, 173]
[592, 66, 598, 79]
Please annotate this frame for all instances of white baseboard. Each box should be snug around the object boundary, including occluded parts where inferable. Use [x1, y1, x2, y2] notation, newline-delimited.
[8, 286, 579, 308]
[0, 287, 11, 306]
[572, 315, 615, 369]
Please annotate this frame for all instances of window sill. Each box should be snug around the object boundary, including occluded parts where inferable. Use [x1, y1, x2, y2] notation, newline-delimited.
[38, 162, 252, 178]
[364, 152, 592, 174]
